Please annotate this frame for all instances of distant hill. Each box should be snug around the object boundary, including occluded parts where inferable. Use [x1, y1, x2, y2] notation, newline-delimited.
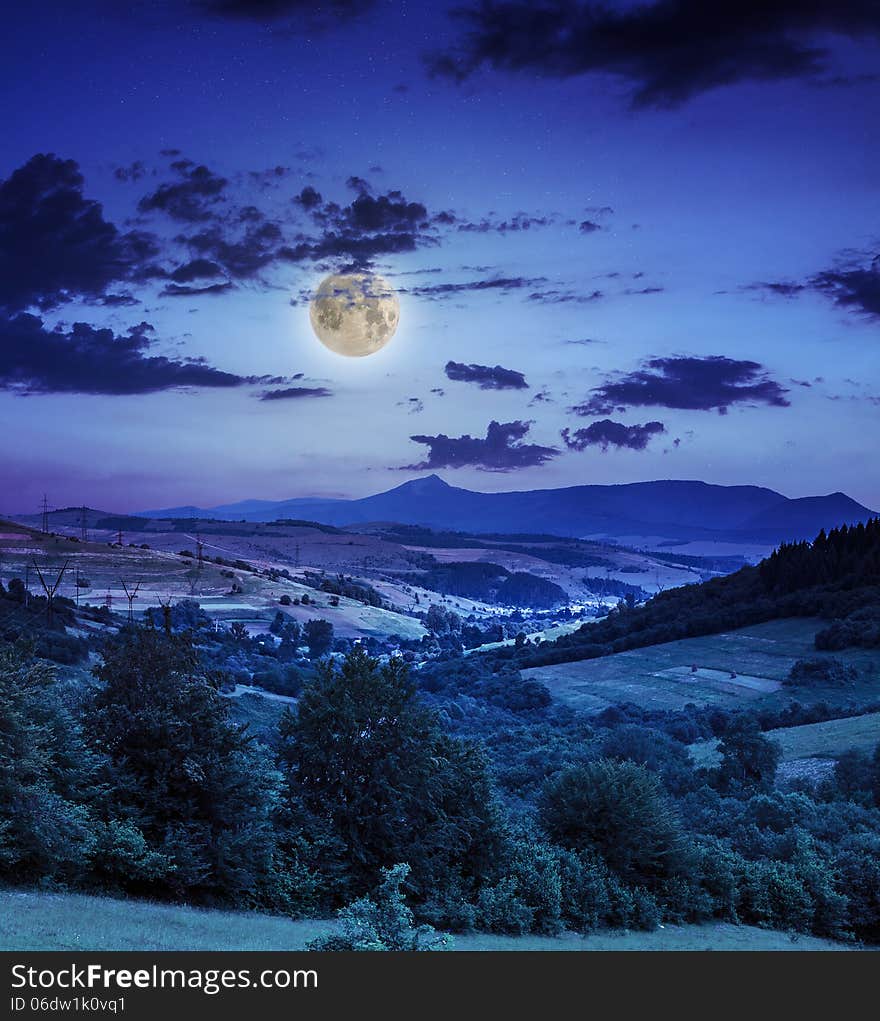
[135, 475, 878, 545]
[507, 518, 880, 670]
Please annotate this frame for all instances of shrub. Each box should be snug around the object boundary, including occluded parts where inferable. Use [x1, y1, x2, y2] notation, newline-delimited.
[307, 864, 451, 951]
[785, 658, 858, 688]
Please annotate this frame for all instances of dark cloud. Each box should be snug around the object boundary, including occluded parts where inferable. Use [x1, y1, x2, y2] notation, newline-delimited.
[749, 280, 807, 298]
[161, 281, 235, 297]
[113, 161, 148, 183]
[0, 313, 260, 395]
[404, 275, 545, 299]
[432, 0, 880, 108]
[528, 287, 604, 304]
[0, 154, 160, 312]
[810, 258, 880, 319]
[574, 355, 790, 416]
[259, 386, 333, 401]
[168, 258, 225, 283]
[561, 419, 666, 451]
[294, 185, 323, 209]
[396, 396, 425, 414]
[752, 253, 880, 319]
[99, 293, 141, 307]
[454, 212, 554, 233]
[197, 0, 377, 24]
[406, 420, 558, 471]
[138, 160, 228, 222]
[579, 220, 601, 233]
[183, 219, 284, 278]
[289, 185, 435, 266]
[445, 360, 529, 390]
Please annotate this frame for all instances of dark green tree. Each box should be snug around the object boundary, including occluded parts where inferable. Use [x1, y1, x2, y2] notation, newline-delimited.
[539, 759, 686, 886]
[281, 647, 503, 904]
[717, 717, 781, 792]
[87, 628, 287, 906]
[0, 644, 95, 883]
[304, 618, 333, 658]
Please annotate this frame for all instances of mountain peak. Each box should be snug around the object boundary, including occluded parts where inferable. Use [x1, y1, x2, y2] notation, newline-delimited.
[400, 474, 450, 492]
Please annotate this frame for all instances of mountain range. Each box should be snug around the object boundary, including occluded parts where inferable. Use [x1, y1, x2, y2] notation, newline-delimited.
[136, 476, 878, 544]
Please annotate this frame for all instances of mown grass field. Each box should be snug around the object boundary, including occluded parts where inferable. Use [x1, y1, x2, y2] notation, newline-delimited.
[522, 618, 880, 713]
[691, 711, 880, 767]
[0, 890, 855, 952]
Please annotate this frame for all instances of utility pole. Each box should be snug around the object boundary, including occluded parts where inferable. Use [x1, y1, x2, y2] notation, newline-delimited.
[41, 495, 49, 534]
[120, 579, 141, 625]
[32, 558, 70, 625]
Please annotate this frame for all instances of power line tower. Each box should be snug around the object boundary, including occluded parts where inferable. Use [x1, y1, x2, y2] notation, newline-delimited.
[79, 505, 89, 543]
[32, 558, 70, 625]
[196, 530, 204, 568]
[41, 495, 49, 534]
[120, 579, 141, 625]
[117, 527, 124, 547]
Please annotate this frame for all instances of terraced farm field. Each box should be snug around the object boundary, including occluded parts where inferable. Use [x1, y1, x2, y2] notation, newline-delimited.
[522, 618, 880, 713]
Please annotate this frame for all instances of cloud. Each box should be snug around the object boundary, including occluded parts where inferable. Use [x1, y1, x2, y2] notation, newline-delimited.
[138, 160, 228, 222]
[431, 0, 880, 108]
[445, 360, 529, 390]
[168, 258, 225, 283]
[810, 258, 880, 319]
[402, 275, 544, 299]
[528, 287, 604, 304]
[113, 161, 148, 183]
[182, 219, 285, 278]
[259, 386, 333, 400]
[752, 253, 880, 319]
[0, 154, 160, 312]
[161, 281, 235, 297]
[579, 220, 601, 233]
[574, 355, 790, 416]
[406, 420, 558, 471]
[0, 313, 265, 395]
[561, 419, 666, 451]
[454, 212, 554, 233]
[294, 185, 323, 209]
[197, 0, 377, 25]
[396, 396, 425, 414]
[284, 185, 437, 267]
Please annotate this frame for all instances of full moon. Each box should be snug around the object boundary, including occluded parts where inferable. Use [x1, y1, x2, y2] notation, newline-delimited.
[309, 273, 400, 357]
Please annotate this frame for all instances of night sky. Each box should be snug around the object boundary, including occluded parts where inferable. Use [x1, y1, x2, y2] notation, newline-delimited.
[1, 1, 878, 513]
